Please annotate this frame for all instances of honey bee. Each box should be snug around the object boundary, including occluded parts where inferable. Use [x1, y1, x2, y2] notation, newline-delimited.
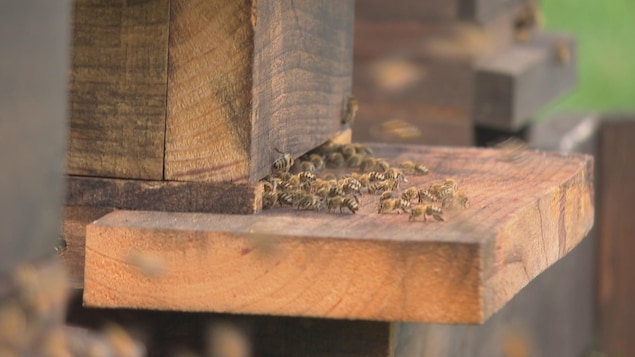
[277, 191, 296, 207]
[360, 157, 378, 172]
[341, 144, 357, 159]
[262, 191, 278, 209]
[376, 159, 390, 171]
[342, 96, 358, 125]
[409, 205, 444, 222]
[327, 152, 345, 168]
[351, 143, 373, 156]
[368, 171, 386, 182]
[296, 193, 322, 211]
[379, 190, 399, 202]
[401, 187, 419, 202]
[494, 137, 528, 162]
[272, 148, 294, 173]
[399, 161, 429, 175]
[309, 154, 325, 170]
[555, 42, 571, 65]
[322, 173, 337, 181]
[327, 196, 359, 214]
[514, 2, 541, 42]
[417, 188, 438, 203]
[384, 168, 407, 183]
[346, 154, 364, 168]
[378, 198, 410, 214]
[299, 161, 317, 174]
[441, 190, 469, 209]
[340, 177, 362, 196]
[367, 181, 390, 194]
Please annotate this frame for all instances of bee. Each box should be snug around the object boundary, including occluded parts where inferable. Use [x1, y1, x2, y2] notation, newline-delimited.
[399, 161, 429, 175]
[555, 42, 571, 65]
[272, 148, 294, 173]
[340, 177, 362, 196]
[342, 96, 359, 125]
[277, 191, 296, 207]
[494, 137, 528, 162]
[360, 157, 378, 172]
[378, 198, 410, 214]
[322, 173, 337, 181]
[384, 168, 407, 183]
[441, 190, 469, 209]
[409, 205, 444, 222]
[442, 178, 459, 191]
[340, 144, 357, 159]
[380, 191, 399, 202]
[309, 154, 325, 170]
[346, 154, 364, 168]
[368, 171, 386, 182]
[417, 188, 438, 203]
[376, 159, 390, 171]
[514, 2, 541, 42]
[367, 181, 390, 194]
[262, 191, 278, 209]
[351, 143, 373, 156]
[401, 187, 419, 202]
[327, 152, 345, 168]
[327, 196, 359, 214]
[296, 193, 322, 211]
[299, 161, 317, 174]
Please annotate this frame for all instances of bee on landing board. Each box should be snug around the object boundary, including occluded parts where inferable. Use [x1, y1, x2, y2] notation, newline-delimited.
[378, 198, 410, 214]
[399, 161, 429, 175]
[272, 148, 294, 174]
[409, 205, 444, 222]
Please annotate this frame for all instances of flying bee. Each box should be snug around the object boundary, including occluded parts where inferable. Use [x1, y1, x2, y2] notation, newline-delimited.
[409, 205, 444, 222]
[378, 198, 410, 214]
[327, 152, 345, 168]
[401, 187, 419, 202]
[309, 154, 325, 170]
[384, 168, 407, 183]
[296, 193, 322, 211]
[272, 148, 294, 173]
[342, 96, 359, 125]
[555, 42, 571, 65]
[494, 137, 528, 162]
[346, 154, 364, 168]
[399, 161, 429, 175]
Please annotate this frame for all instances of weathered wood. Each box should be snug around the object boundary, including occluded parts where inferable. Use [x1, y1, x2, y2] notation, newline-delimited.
[356, 0, 521, 23]
[598, 117, 635, 356]
[66, 176, 263, 214]
[473, 32, 577, 130]
[0, 1, 70, 273]
[68, 0, 169, 180]
[83, 144, 593, 323]
[165, 0, 354, 183]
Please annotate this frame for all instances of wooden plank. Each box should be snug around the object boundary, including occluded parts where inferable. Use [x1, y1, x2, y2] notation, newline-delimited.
[66, 176, 263, 214]
[356, 0, 520, 23]
[83, 143, 593, 323]
[598, 117, 635, 356]
[473, 32, 577, 130]
[67, 0, 169, 180]
[0, 1, 70, 273]
[165, 0, 353, 183]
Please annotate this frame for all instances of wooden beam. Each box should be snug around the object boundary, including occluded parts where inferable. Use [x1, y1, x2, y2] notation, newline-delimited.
[165, 0, 353, 183]
[0, 0, 70, 273]
[473, 32, 577, 130]
[598, 117, 635, 356]
[68, 0, 169, 180]
[82, 143, 593, 323]
[66, 176, 263, 214]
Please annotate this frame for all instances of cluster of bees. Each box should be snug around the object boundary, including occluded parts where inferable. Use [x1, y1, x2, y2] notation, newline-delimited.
[261, 142, 469, 223]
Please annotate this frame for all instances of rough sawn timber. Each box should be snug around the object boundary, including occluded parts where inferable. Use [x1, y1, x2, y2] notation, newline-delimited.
[83, 144, 594, 323]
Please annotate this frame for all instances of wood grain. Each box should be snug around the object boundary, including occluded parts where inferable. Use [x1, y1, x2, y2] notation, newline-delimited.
[165, 0, 353, 183]
[598, 118, 635, 356]
[0, 1, 70, 273]
[83, 144, 593, 323]
[66, 176, 263, 214]
[473, 32, 577, 130]
[68, 0, 169, 180]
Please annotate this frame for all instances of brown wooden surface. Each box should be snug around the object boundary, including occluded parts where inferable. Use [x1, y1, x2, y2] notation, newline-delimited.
[82, 143, 593, 323]
[0, 1, 70, 273]
[474, 32, 577, 130]
[66, 176, 263, 214]
[598, 118, 635, 356]
[165, 0, 353, 183]
[68, 0, 169, 180]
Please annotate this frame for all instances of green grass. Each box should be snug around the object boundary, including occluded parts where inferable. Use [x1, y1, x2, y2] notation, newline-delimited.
[539, 0, 635, 117]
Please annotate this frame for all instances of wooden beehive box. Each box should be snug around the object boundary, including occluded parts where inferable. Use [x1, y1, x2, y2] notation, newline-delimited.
[61, 0, 594, 338]
[67, 0, 354, 214]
